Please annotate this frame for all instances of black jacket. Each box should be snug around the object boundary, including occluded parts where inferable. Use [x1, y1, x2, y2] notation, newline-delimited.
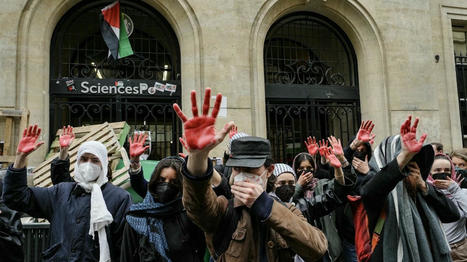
[2, 165, 132, 261]
[121, 200, 206, 262]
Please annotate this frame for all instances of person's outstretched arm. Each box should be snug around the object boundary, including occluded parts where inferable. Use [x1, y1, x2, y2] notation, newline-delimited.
[3, 125, 57, 219]
[51, 125, 75, 185]
[128, 133, 150, 198]
[174, 88, 234, 233]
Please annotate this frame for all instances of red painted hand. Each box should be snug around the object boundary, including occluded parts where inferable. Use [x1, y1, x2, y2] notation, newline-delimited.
[318, 139, 329, 157]
[357, 120, 375, 143]
[59, 125, 75, 148]
[17, 125, 44, 155]
[173, 88, 233, 151]
[328, 136, 343, 156]
[324, 148, 341, 168]
[400, 116, 427, 153]
[229, 125, 238, 139]
[304, 136, 318, 155]
[128, 133, 150, 158]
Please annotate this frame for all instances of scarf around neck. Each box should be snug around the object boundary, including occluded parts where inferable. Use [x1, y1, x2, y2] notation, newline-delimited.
[126, 193, 184, 262]
[74, 141, 113, 262]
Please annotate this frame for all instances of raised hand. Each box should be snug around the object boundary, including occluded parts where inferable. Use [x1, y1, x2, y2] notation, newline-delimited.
[357, 120, 376, 143]
[229, 125, 238, 139]
[59, 125, 75, 148]
[173, 88, 233, 152]
[318, 139, 329, 157]
[400, 116, 427, 153]
[328, 136, 343, 157]
[304, 136, 319, 155]
[17, 125, 44, 155]
[324, 147, 341, 168]
[128, 133, 150, 158]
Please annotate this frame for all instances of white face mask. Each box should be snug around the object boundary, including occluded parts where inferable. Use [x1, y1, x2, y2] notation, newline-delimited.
[78, 162, 102, 182]
[234, 169, 268, 189]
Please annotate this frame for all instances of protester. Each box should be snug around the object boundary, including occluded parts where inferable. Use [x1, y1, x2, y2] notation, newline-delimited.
[172, 88, 327, 261]
[292, 152, 319, 200]
[2, 125, 132, 261]
[121, 156, 206, 262]
[294, 136, 356, 262]
[430, 154, 467, 261]
[352, 116, 460, 262]
[271, 163, 296, 202]
[451, 149, 467, 188]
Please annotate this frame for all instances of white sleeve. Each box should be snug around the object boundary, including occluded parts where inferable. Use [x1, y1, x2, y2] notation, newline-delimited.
[447, 183, 467, 218]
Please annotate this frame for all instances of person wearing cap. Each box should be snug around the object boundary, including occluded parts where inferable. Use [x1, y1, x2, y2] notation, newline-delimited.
[172, 88, 327, 262]
[351, 116, 460, 262]
[2, 125, 132, 261]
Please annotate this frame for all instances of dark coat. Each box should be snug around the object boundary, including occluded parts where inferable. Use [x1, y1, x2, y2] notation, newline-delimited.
[2, 165, 132, 262]
[120, 201, 206, 262]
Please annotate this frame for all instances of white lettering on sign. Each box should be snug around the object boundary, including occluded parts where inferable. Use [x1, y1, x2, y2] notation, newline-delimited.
[76, 81, 176, 95]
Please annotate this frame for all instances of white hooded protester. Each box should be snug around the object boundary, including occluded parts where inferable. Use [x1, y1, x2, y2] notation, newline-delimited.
[3, 125, 132, 262]
[74, 141, 114, 262]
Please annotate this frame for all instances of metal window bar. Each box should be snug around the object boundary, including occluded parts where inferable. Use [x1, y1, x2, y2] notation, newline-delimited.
[455, 51, 467, 146]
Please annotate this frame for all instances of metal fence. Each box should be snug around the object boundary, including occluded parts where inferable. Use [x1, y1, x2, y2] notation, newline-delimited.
[50, 96, 181, 159]
[266, 100, 360, 165]
[23, 223, 50, 262]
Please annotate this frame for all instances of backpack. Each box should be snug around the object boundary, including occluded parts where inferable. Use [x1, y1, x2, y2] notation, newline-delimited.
[347, 195, 386, 262]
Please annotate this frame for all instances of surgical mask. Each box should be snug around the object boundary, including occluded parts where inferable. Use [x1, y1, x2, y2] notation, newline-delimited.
[77, 162, 102, 182]
[275, 185, 295, 203]
[234, 169, 268, 189]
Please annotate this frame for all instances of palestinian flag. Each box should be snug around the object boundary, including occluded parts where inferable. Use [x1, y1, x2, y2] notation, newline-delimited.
[100, 1, 133, 59]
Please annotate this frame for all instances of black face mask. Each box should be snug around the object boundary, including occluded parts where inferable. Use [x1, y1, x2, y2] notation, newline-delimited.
[152, 182, 180, 203]
[275, 185, 295, 202]
[432, 172, 450, 180]
[353, 151, 367, 161]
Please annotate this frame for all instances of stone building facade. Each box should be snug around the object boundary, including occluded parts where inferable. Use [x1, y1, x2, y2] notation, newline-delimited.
[1, 0, 467, 165]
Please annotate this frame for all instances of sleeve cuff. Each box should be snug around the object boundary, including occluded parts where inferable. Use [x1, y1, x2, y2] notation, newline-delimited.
[182, 157, 214, 181]
[250, 191, 274, 222]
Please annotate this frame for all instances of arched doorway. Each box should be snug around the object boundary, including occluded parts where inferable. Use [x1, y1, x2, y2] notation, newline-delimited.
[264, 12, 360, 163]
[50, 0, 181, 159]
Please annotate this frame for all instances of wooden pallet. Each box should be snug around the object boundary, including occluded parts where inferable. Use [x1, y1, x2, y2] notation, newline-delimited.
[33, 122, 130, 188]
[0, 109, 29, 165]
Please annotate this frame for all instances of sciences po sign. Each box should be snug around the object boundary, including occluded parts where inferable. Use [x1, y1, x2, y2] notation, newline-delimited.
[51, 78, 180, 96]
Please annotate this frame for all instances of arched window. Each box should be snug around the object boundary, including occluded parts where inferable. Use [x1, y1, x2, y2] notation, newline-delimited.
[50, 0, 181, 159]
[264, 12, 360, 163]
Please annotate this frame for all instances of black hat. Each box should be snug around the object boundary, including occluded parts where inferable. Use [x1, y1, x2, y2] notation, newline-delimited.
[225, 136, 271, 168]
[411, 144, 435, 181]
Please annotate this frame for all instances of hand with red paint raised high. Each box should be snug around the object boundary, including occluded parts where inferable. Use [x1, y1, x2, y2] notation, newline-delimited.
[59, 125, 75, 160]
[318, 140, 329, 157]
[396, 115, 428, 171]
[304, 136, 319, 156]
[14, 125, 44, 169]
[173, 88, 234, 176]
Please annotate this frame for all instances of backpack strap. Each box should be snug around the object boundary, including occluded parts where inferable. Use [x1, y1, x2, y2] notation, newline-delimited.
[370, 203, 387, 252]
